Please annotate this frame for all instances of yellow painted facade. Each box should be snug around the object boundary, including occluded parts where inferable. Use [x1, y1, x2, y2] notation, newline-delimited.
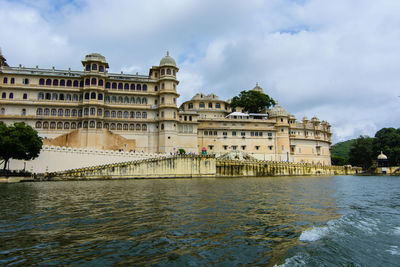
[0, 51, 332, 165]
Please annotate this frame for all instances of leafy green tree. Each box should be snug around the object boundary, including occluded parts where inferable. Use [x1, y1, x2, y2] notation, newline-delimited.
[373, 127, 400, 166]
[230, 90, 275, 113]
[348, 135, 374, 170]
[331, 156, 348, 166]
[0, 122, 43, 171]
[178, 148, 186, 155]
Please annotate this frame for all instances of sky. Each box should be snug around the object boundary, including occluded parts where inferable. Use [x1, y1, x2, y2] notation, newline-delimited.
[1, 0, 399, 144]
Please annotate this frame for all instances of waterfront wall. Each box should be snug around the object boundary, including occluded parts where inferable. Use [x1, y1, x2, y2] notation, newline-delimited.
[51, 155, 360, 180]
[6, 145, 168, 173]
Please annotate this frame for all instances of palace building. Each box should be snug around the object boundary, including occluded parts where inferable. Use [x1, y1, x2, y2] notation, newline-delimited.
[0, 50, 332, 165]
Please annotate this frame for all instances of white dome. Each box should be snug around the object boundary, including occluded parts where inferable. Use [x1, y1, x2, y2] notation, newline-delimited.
[377, 151, 387, 160]
[159, 51, 176, 67]
[268, 102, 288, 117]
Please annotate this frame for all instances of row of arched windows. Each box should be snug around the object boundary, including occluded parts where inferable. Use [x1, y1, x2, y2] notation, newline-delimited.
[104, 110, 147, 119]
[160, 68, 176, 76]
[38, 78, 149, 91]
[38, 92, 82, 101]
[35, 121, 147, 131]
[36, 107, 147, 119]
[105, 95, 147, 104]
[2, 77, 15, 84]
[85, 63, 105, 72]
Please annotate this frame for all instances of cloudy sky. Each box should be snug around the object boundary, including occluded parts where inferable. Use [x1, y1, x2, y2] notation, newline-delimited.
[1, 0, 399, 143]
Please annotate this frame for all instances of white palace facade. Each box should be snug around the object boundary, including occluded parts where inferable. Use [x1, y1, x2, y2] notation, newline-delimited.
[0, 51, 332, 165]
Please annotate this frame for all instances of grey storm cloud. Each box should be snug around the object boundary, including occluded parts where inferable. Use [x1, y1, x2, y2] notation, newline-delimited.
[1, 0, 400, 143]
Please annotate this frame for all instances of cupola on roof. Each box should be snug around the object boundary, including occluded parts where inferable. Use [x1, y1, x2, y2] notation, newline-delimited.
[377, 151, 388, 160]
[85, 53, 107, 64]
[252, 82, 264, 93]
[268, 101, 288, 117]
[160, 51, 176, 67]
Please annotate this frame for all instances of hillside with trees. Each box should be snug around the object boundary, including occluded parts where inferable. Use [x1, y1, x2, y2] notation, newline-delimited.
[330, 139, 356, 165]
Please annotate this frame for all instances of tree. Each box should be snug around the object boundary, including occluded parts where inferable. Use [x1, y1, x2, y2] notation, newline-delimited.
[230, 90, 275, 113]
[348, 135, 374, 170]
[178, 148, 186, 155]
[373, 128, 400, 166]
[0, 122, 43, 171]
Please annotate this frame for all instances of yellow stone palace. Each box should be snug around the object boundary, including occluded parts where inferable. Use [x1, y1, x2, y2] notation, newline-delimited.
[0, 50, 332, 165]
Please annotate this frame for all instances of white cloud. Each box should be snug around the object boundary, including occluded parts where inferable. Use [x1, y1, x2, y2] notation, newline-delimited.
[1, 0, 400, 143]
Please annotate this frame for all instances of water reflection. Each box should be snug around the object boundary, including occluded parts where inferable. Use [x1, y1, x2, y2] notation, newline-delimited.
[0, 177, 340, 266]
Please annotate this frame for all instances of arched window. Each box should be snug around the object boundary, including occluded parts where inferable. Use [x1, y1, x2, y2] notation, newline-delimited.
[137, 84, 141, 91]
[1, 92, 5, 99]
[9, 93, 13, 99]
[0, 107, 4, 115]
[78, 122, 82, 128]
[66, 94, 71, 101]
[173, 69, 176, 75]
[161, 83, 164, 89]
[143, 84, 147, 91]
[92, 64, 97, 71]
[98, 93, 103, 100]
[155, 86, 158, 91]
[67, 80, 72, 87]
[104, 123, 109, 129]
[142, 124, 147, 131]
[80, 81, 84, 87]
[3, 77, 8, 84]
[10, 78, 15, 84]
[38, 92, 44, 100]
[43, 122, 49, 129]
[91, 78, 97, 85]
[90, 108, 95, 115]
[50, 122, 56, 129]
[136, 124, 141, 131]
[110, 123, 116, 130]
[99, 80, 104, 87]
[105, 110, 110, 117]
[161, 124, 164, 130]
[142, 97, 147, 104]
[36, 108, 43, 115]
[208, 102, 212, 108]
[105, 96, 110, 103]
[112, 96, 117, 103]
[59, 93, 64, 101]
[136, 112, 141, 118]
[111, 111, 116, 118]
[39, 78, 45, 85]
[58, 109, 63, 116]
[86, 65, 90, 71]
[84, 108, 89, 116]
[46, 79, 51, 85]
[124, 83, 129, 90]
[97, 109, 102, 116]
[97, 122, 102, 128]
[106, 82, 110, 88]
[83, 121, 88, 128]
[136, 97, 141, 104]
[131, 84, 135, 90]
[117, 124, 122, 130]
[91, 92, 96, 99]
[216, 103, 221, 109]
[199, 102, 205, 108]
[51, 93, 58, 100]
[72, 109, 77, 117]
[142, 112, 147, 118]
[65, 109, 70, 116]
[130, 111, 135, 118]
[112, 82, 117, 89]
[51, 109, 56, 116]
[99, 65, 104, 72]
[130, 96, 135, 104]
[60, 79, 65, 86]
[57, 122, 63, 129]
[21, 108, 26, 116]
[161, 69, 165, 75]
[124, 111, 129, 118]
[130, 124, 134, 130]
[85, 79, 90, 85]
[45, 93, 51, 100]
[118, 96, 123, 103]
[23, 93, 28, 99]
[124, 96, 129, 103]
[44, 108, 50, 116]
[123, 124, 128, 130]
[167, 69, 171, 75]
[118, 83, 123, 90]
[35, 121, 42, 128]
[85, 92, 89, 100]
[89, 121, 95, 128]
[73, 80, 79, 87]
[53, 79, 59, 86]
[117, 111, 122, 118]
[73, 94, 78, 101]
[64, 122, 70, 129]
[71, 122, 76, 129]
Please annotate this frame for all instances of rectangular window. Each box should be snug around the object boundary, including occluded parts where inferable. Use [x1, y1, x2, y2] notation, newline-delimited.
[232, 131, 236, 136]
[241, 132, 245, 136]
[241, 145, 246, 150]
[255, 146, 260, 150]
[223, 145, 228, 150]
[232, 145, 237, 150]
[214, 131, 217, 136]
[223, 132, 227, 136]
[204, 131, 208, 135]
[259, 132, 263, 136]
[251, 131, 254, 136]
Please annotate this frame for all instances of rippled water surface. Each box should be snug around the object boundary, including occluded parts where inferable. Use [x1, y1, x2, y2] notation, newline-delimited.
[1, 176, 399, 266]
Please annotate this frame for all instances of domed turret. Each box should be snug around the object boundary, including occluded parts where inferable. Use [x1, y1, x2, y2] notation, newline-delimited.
[85, 53, 107, 64]
[268, 102, 288, 117]
[160, 51, 176, 67]
[252, 82, 264, 93]
[377, 151, 387, 160]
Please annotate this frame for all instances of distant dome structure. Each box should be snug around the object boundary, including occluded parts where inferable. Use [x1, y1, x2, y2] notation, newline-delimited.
[85, 53, 107, 64]
[160, 51, 176, 67]
[377, 151, 387, 160]
[252, 82, 264, 93]
[268, 101, 288, 117]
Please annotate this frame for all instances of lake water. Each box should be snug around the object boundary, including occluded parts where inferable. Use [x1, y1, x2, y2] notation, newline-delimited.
[0, 176, 399, 266]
